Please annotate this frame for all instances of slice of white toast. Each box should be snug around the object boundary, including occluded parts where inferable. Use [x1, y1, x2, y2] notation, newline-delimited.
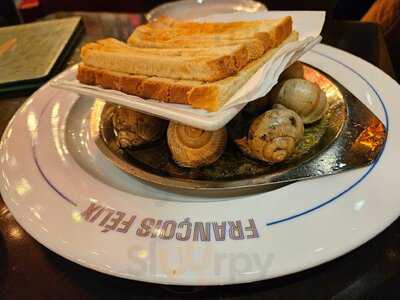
[128, 16, 292, 50]
[80, 38, 264, 82]
[77, 32, 298, 112]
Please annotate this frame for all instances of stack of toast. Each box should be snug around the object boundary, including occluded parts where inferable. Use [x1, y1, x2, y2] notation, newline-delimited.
[77, 16, 297, 112]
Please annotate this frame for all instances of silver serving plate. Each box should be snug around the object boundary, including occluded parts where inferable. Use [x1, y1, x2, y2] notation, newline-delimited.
[93, 65, 386, 195]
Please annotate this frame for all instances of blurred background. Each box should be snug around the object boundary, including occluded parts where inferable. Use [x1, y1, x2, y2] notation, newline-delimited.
[0, 0, 380, 22]
[0, 0, 399, 77]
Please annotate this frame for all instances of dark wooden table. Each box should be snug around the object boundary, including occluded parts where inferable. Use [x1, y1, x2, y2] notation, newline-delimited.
[0, 12, 399, 300]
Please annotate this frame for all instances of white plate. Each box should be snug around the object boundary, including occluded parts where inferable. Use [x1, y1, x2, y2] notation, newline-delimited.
[1, 44, 399, 285]
[146, 0, 267, 21]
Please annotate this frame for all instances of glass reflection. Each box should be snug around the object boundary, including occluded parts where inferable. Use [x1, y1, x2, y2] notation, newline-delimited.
[27, 112, 38, 140]
[9, 226, 23, 240]
[15, 177, 31, 196]
[72, 211, 82, 223]
[50, 103, 66, 162]
[354, 200, 365, 211]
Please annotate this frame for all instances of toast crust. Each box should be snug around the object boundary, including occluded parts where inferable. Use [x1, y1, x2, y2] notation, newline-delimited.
[77, 64, 220, 107]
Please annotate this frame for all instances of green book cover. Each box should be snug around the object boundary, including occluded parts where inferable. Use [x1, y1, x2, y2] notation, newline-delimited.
[0, 16, 82, 91]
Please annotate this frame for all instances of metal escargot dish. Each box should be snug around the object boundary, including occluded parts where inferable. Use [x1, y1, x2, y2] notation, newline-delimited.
[94, 64, 387, 193]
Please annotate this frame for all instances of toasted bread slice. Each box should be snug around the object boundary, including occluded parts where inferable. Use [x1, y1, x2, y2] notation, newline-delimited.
[128, 16, 292, 50]
[78, 32, 298, 112]
[80, 38, 264, 82]
[82, 16, 292, 82]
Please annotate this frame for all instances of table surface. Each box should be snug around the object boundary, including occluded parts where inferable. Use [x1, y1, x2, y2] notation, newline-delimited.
[0, 12, 399, 300]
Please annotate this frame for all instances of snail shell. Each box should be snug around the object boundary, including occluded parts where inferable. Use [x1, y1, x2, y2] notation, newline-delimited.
[248, 106, 304, 163]
[271, 78, 328, 124]
[234, 136, 257, 159]
[167, 122, 227, 168]
[243, 95, 270, 116]
[244, 62, 304, 116]
[112, 107, 167, 148]
[228, 112, 259, 159]
[280, 61, 305, 80]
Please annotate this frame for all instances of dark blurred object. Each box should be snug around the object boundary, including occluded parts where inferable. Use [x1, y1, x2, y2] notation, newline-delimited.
[0, 0, 22, 26]
[362, 0, 400, 80]
[322, 21, 395, 78]
[17, 0, 42, 23]
[334, 0, 376, 20]
[265, 0, 337, 19]
[40, 0, 164, 13]
[18, 0, 168, 22]
[35, 0, 340, 19]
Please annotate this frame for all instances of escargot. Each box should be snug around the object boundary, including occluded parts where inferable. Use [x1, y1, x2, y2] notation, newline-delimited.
[228, 112, 258, 159]
[167, 122, 227, 168]
[271, 78, 328, 124]
[243, 95, 271, 116]
[112, 107, 167, 148]
[248, 105, 304, 163]
[280, 61, 305, 80]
